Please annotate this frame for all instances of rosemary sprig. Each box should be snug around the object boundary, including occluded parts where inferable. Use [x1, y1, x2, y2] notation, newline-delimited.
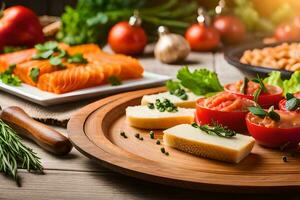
[191, 122, 237, 138]
[0, 120, 43, 186]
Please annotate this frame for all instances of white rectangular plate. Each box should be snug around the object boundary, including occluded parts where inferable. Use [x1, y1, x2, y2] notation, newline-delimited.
[0, 71, 170, 106]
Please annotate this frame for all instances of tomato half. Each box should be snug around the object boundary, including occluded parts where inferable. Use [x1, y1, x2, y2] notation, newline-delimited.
[246, 112, 300, 148]
[224, 83, 283, 108]
[195, 95, 255, 132]
[279, 92, 300, 113]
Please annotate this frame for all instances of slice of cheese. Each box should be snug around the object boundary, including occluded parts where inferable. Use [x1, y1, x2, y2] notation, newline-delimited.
[126, 106, 195, 129]
[163, 124, 255, 163]
[141, 92, 200, 108]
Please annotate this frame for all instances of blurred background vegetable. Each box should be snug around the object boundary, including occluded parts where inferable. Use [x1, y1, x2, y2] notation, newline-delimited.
[57, 0, 198, 45]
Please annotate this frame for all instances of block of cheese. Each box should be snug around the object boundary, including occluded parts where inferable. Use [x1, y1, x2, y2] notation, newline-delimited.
[126, 106, 195, 129]
[163, 124, 255, 163]
[141, 92, 200, 108]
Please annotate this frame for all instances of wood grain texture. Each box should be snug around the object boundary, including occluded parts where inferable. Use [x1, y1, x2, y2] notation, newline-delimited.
[68, 87, 300, 193]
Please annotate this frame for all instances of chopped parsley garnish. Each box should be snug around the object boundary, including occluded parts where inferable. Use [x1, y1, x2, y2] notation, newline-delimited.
[248, 106, 280, 122]
[108, 76, 122, 86]
[32, 41, 87, 68]
[149, 131, 154, 139]
[285, 93, 300, 111]
[166, 80, 188, 100]
[0, 64, 21, 86]
[29, 67, 40, 83]
[191, 122, 237, 138]
[67, 53, 88, 64]
[153, 99, 178, 113]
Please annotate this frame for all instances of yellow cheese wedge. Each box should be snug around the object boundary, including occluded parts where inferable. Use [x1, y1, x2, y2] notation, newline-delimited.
[163, 124, 255, 163]
[141, 92, 200, 108]
[126, 106, 195, 129]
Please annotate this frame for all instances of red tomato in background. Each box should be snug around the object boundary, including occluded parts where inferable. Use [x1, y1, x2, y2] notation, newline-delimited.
[195, 97, 250, 132]
[0, 6, 44, 50]
[279, 92, 300, 112]
[213, 15, 246, 44]
[224, 83, 283, 109]
[108, 21, 147, 55]
[185, 23, 220, 51]
[246, 112, 300, 148]
[274, 23, 300, 41]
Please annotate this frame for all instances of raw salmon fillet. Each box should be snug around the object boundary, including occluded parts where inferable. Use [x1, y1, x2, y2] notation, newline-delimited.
[0, 49, 36, 72]
[85, 51, 144, 79]
[37, 63, 105, 94]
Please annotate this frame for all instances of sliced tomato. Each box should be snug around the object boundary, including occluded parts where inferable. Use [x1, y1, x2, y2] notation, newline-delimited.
[246, 112, 300, 148]
[224, 82, 283, 108]
[195, 92, 256, 132]
[279, 92, 300, 113]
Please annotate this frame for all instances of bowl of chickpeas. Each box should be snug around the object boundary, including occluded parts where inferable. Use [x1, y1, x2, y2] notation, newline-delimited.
[224, 41, 300, 78]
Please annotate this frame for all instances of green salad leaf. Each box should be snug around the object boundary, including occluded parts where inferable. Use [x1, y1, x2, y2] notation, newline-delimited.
[176, 66, 223, 96]
[264, 71, 300, 95]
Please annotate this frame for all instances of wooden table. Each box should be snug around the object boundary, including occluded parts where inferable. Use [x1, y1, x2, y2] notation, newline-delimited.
[1, 52, 299, 200]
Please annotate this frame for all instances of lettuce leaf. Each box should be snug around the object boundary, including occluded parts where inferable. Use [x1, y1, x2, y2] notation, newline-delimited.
[264, 71, 300, 95]
[176, 66, 223, 96]
[283, 72, 300, 95]
[263, 71, 284, 89]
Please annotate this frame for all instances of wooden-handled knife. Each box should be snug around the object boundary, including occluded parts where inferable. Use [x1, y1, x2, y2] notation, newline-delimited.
[0, 106, 73, 155]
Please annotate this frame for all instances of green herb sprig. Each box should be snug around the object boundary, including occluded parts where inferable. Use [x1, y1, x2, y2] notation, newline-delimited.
[240, 77, 249, 94]
[191, 122, 237, 138]
[32, 41, 87, 69]
[108, 76, 122, 86]
[248, 106, 280, 122]
[285, 93, 300, 111]
[148, 99, 178, 112]
[0, 119, 43, 186]
[0, 65, 21, 86]
[252, 75, 268, 103]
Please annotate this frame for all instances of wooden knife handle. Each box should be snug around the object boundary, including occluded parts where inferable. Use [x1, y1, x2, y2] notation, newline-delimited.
[1, 106, 73, 155]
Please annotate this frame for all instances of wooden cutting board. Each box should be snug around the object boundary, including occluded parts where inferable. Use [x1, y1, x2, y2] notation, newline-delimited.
[67, 87, 300, 193]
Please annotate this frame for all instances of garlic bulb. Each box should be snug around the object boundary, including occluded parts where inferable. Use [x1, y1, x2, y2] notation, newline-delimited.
[154, 26, 190, 64]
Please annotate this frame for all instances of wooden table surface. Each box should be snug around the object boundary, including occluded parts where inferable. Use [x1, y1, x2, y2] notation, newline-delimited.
[1, 52, 299, 200]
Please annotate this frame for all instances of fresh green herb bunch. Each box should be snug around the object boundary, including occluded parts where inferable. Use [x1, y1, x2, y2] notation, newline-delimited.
[0, 64, 21, 86]
[0, 120, 43, 186]
[57, 0, 198, 45]
[191, 122, 237, 138]
[248, 106, 280, 122]
[285, 93, 300, 111]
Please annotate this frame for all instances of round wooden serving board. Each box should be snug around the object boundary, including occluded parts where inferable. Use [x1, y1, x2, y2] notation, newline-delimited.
[68, 87, 300, 193]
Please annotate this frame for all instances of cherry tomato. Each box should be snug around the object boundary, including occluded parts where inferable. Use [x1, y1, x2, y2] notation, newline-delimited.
[213, 15, 245, 44]
[246, 112, 300, 148]
[185, 23, 220, 51]
[274, 23, 300, 42]
[224, 82, 283, 109]
[108, 21, 147, 55]
[279, 92, 300, 113]
[195, 93, 255, 132]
